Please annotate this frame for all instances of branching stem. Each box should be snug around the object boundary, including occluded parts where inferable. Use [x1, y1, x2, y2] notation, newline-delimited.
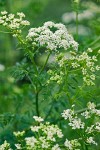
[39, 52, 51, 74]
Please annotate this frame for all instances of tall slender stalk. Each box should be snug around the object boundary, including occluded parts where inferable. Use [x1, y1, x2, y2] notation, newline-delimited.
[39, 52, 51, 74]
[76, 11, 78, 40]
[72, 0, 79, 40]
[17, 35, 41, 116]
[35, 91, 40, 117]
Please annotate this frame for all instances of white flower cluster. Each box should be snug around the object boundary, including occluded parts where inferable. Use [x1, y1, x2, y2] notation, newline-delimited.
[86, 122, 100, 134]
[62, 102, 100, 147]
[14, 116, 63, 150]
[81, 102, 100, 119]
[1, 104, 100, 150]
[29, 122, 63, 149]
[13, 131, 25, 137]
[33, 116, 44, 122]
[0, 11, 30, 36]
[64, 139, 81, 150]
[15, 144, 21, 150]
[80, 102, 100, 136]
[25, 137, 38, 149]
[86, 137, 97, 146]
[52, 144, 61, 150]
[0, 140, 12, 150]
[71, 49, 100, 85]
[62, 108, 85, 130]
[48, 49, 100, 86]
[26, 21, 78, 51]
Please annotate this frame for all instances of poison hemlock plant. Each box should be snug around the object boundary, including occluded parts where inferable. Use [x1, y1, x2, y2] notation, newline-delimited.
[0, 10, 100, 150]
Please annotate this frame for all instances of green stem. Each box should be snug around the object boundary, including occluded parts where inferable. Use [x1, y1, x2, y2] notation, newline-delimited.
[17, 36, 40, 116]
[88, 37, 100, 47]
[44, 84, 64, 121]
[64, 66, 72, 104]
[84, 37, 100, 50]
[17, 35, 38, 75]
[17, 35, 25, 45]
[39, 52, 51, 74]
[71, 85, 84, 103]
[85, 144, 88, 150]
[76, 11, 78, 40]
[27, 74, 36, 90]
[36, 91, 40, 117]
[76, 103, 100, 114]
[27, 73, 42, 117]
[0, 31, 11, 33]
[29, 52, 38, 75]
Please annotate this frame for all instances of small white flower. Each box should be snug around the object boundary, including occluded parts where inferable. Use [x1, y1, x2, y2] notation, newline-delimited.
[87, 48, 93, 53]
[82, 68, 87, 75]
[95, 109, 100, 116]
[13, 131, 25, 137]
[98, 50, 100, 54]
[57, 129, 63, 138]
[17, 12, 25, 18]
[52, 144, 61, 150]
[96, 65, 100, 71]
[64, 139, 72, 149]
[39, 137, 50, 148]
[33, 116, 44, 122]
[21, 20, 30, 26]
[87, 102, 96, 110]
[68, 118, 85, 129]
[85, 125, 94, 134]
[8, 14, 15, 19]
[31, 126, 41, 132]
[0, 140, 11, 150]
[95, 122, 100, 132]
[64, 139, 80, 150]
[0, 19, 4, 24]
[72, 62, 80, 68]
[1, 11, 8, 15]
[87, 137, 97, 145]
[25, 137, 37, 148]
[15, 144, 21, 149]
[62, 109, 74, 120]
[92, 56, 97, 61]
[81, 111, 90, 119]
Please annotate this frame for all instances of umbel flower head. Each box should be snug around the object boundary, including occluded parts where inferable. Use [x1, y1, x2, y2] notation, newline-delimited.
[0, 11, 30, 37]
[0, 11, 30, 29]
[26, 21, 78, 51]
